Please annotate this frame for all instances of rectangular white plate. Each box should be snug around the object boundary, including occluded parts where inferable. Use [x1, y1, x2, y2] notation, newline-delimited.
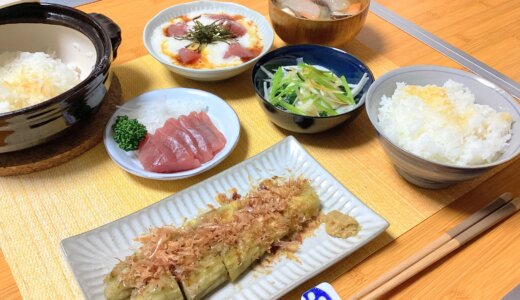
[61, 136, 389, 300]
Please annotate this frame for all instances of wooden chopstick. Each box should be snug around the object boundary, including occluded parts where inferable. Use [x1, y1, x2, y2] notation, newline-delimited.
[351, 192, 515, 300]
[358, 196, 520, 299]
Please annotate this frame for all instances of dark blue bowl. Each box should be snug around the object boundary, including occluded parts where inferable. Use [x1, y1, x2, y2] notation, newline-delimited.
[252, 44, 374, 133]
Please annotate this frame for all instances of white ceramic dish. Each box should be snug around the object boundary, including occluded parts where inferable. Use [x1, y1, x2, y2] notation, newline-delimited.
[103, 88, 240, 180]
[365, 65, 520, 188]
[143, 1, 274, 81]
[62, 136, 389, 300]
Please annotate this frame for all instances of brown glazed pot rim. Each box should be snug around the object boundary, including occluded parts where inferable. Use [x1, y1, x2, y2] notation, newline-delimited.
[0, 2, 112, 118]
[269, 0, 370, 22]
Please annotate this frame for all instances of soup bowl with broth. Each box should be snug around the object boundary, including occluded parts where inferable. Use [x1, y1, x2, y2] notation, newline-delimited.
[269, 0, 370, 47]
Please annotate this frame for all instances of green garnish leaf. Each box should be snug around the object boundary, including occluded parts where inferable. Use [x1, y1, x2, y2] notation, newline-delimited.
[112, 115, 147, 151]
[340, 76, 356, 105]
[286, 92, 297, 105]
[265, 61, 358, 117]
[175, 19, 236, 52]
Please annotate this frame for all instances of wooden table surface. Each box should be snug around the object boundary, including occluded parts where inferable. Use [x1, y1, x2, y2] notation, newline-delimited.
[1, 0, 519, 299]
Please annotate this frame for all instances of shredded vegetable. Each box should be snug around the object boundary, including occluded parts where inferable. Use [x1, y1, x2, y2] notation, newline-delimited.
[261, 59, 368, 117]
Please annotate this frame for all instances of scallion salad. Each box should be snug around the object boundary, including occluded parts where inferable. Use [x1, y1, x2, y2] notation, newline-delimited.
[261, 58, 369, 117]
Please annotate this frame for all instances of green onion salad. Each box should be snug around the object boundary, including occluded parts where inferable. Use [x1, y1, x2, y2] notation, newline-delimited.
[261, 58, 369, 117]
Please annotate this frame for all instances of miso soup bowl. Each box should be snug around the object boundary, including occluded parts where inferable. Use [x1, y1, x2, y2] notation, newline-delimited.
[269, 0, 370, 47]
[365, 66, 520, 189]
[0, 2, 121, 153]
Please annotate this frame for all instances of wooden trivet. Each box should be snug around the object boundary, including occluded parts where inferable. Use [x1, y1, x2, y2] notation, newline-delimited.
[0, 75, 122, 176]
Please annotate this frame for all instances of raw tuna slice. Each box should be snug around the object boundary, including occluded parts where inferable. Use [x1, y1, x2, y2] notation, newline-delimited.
[178, 114, 215, 162]
[164, 118, 213, 163]
[138, 134, 179, 173]
[181, 112, 224, 154]
[208, 13, 234, 21]
[222, 20, 247, 37]
[178, 48, 201, 64]
[162, 119, 197, 158]
[154, 128, 201, 171]
[195, 111, 226, 154]
[224, 43, 254, 59]
[166, 22, 188, 37]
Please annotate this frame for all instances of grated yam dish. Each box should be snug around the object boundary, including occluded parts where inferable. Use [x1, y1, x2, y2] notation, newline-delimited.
[151, 11, 263, 69]
[378, 80, 513, 166]
[0, 51, 81, 113]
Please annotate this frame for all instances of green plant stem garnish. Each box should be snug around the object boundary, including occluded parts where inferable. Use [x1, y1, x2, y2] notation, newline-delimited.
[265, 63, 356, 117]
[112, 115, 147, 151]
[175, 19, 236, 52]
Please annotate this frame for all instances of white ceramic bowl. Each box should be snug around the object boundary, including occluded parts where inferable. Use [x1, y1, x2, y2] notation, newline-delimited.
[143, 1, 274, 81]
[365, 65, 520, 189]
[104, 88, 240, 180]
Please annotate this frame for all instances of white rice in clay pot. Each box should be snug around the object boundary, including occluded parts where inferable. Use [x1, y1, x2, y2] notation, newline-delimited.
[378, 80, 513, 166]
[0, 51, 82, 113]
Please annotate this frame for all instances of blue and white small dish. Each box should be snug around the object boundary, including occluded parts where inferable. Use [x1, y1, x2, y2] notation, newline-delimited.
[252, 44, 374, 133]
[103, 88, 240, 180]
[302, 282, 342, 300]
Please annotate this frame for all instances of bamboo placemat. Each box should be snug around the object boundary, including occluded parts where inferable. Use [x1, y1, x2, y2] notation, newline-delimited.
[0, 40, 503, 299]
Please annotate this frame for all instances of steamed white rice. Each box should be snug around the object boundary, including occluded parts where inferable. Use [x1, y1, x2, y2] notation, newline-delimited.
[378, 80, 513, 166]
[0, 51, 81, 113]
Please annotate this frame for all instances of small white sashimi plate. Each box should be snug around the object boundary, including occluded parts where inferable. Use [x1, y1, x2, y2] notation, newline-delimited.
[62, 136, 389, 300]
[103, 88, 240, 180]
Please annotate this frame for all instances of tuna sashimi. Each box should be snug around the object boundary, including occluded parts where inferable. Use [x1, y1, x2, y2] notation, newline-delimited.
[164, 118, 213, 163]
[178, 48, 201, 64]
[138, 134, 180, 173]
[154, 128, 201, 171]
[222, 20, 247, 37]
[195, 112, 227, 154]
[178, 114, 215, 159]
[181, 112, 225, 154]
[224, 43, 254, 59]
[137, 111, 227, 173]
[208, 13, 234, 21]
[166, 22, 188, 37]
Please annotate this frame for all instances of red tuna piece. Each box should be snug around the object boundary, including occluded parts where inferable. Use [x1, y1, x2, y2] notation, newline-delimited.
[195, 111, 226, 154]
[182, 112, 224, 154]
[166, 22, 188, 37]
[154, 128, 201, 171]
[178, 114, 214, 163]
[164, 118, 213, 163]
[138, 134, 180, 173]
[178, 48, 201, 64]
[224, 43, 254, 59]
[222, 20, 247, 37]
[207, 13, 234, 21]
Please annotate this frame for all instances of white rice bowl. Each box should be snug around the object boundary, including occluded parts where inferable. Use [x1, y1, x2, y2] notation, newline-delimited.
[378, 80, 513, 166]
